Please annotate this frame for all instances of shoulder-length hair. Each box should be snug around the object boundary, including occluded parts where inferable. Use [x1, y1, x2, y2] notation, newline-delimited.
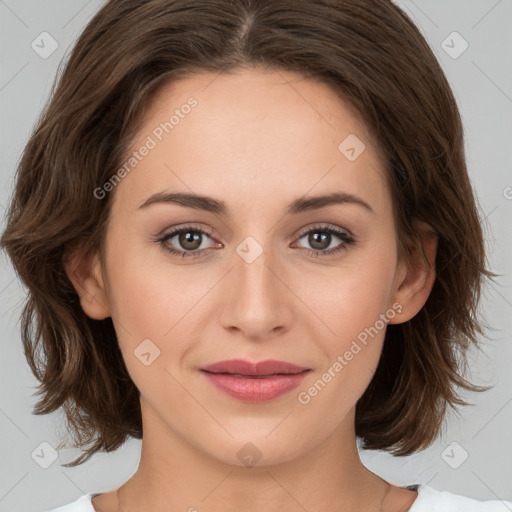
[1, 0, 491, 466]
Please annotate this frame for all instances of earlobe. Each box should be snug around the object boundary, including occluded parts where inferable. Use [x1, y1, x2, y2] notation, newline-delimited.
[388, 224, 438, 325]
[63, 246, 111, 320]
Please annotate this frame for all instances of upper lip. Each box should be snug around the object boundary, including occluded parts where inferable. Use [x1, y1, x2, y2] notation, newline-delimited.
[200, 359, 310, 376]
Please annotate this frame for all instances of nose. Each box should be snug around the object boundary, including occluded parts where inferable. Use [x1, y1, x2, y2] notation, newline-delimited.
[218, 237, 295, 342]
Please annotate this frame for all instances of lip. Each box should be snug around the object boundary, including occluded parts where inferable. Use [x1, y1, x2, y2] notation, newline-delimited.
[201, 359, 310, 376]
[200, 359, 311, 402]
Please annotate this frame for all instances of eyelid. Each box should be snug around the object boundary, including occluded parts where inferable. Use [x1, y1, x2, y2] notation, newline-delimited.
[158, 222, 215, 238]
[294, 222, 354, 240]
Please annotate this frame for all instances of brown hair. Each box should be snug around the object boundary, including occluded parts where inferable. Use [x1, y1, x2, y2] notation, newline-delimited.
[1, 0, 492, 467]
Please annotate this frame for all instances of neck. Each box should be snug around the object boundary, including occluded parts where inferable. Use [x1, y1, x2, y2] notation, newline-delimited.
[114, 401, 395, 512]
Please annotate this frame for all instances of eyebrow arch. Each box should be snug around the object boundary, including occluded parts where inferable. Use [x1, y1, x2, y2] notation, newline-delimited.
[138, 191, 375, 215]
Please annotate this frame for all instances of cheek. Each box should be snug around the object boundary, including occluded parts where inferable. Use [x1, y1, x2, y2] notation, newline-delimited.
[103, 235, 222, 376]
[301, 250, 397, 343]
[104, 257, 197, 394]
[294, 245, 397, 398]
[101, 235, 189, 355]
[108, 264, 172, 334]
[295, 269, 394, 418]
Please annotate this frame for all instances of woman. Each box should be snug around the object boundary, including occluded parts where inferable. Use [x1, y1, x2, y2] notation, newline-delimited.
[2, 0, 511, 510]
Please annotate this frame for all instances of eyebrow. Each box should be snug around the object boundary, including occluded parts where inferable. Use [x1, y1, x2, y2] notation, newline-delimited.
[138, 190, 375, 215]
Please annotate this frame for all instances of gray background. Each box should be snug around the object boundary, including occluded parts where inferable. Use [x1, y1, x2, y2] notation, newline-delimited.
[0, 0, 511, 510]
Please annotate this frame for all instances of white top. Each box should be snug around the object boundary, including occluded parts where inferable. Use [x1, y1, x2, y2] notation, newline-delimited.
[41, 484, 512, 511]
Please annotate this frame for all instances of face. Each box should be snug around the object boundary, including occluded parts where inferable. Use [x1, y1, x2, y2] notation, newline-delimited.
[73, 66, 424, 467]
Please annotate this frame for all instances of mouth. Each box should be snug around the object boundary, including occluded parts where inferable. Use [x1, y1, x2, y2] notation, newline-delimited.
[199, 359, 311, 402]
[202, 372, 308, 378]
[200, 358, 310, 376]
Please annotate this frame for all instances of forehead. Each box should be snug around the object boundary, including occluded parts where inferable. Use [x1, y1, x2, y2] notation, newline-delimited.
[112, 66, 390, 216]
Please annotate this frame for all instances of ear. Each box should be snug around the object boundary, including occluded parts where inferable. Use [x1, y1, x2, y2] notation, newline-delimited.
[63, 244, 111, 320]
[388, 222, 438, 324]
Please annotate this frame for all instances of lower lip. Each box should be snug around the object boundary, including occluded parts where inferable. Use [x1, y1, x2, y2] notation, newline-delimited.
[201, 370, 310, 402]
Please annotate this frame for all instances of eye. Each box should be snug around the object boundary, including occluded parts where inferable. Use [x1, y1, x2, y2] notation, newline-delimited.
[157, 223, 355, 259]
[292, 224, 355, 257]
[157, 225, 220, 259]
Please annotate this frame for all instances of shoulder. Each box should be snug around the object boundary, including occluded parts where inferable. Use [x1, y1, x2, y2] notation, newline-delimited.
[40, 494, 95, 512]
[410, 484, 512, 512]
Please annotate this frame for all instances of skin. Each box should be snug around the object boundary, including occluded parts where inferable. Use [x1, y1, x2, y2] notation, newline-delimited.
[65, 66, 437, 512]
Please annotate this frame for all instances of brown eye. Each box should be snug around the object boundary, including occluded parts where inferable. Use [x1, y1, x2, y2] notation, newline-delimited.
[176, 230, 203, 251]
[158, 225, 219, 258]
[293, 225, 355, 257]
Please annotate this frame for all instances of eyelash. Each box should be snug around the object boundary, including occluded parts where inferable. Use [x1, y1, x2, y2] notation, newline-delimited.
[157, 224, 355, 259]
